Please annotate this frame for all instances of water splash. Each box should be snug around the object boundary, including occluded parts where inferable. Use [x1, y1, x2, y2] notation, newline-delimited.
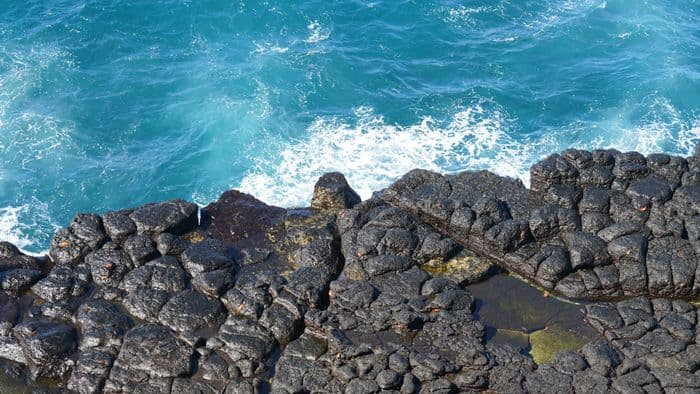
[238, 102, 534, 206]
[305, 21, 331, 43]
[0, 200, 57, 255]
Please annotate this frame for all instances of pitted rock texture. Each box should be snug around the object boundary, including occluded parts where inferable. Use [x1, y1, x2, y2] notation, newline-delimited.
[0, 242, 45, 294]
[0, 189, 349, 392]
[311, 172, 362, 213]
[384, 149, 700, 300]
[200, 189, 286, 246]
[128, 199, 199, 236]
[0, 148, 698, 393]
[585, 297, 700, 393]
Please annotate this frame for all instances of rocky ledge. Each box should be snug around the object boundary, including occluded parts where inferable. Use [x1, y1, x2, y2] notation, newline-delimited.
[0, 148, 699, 393]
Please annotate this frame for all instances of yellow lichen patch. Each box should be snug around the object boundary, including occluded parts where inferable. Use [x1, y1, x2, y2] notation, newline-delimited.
[182, 230, 205, 243]
[280, 267, 296, 277]
[265, 231, 279, 243]
[286, 253, 302, 269]
[291, 214, 332, 228]
[529, 325, 588, 365]
[690, 300, 700, 308]
[341, 263, 366, 281]
[290, 233, 314, 247]
[283, 213, 334, 247]
[284, 211, 333, 232]
[421, 249, 495, 284]
[421, 257, 451, 275]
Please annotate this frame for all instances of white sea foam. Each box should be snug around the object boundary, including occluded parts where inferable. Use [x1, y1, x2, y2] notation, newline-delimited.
[520, 0, 607, 34]
[493, 36, 517, 43]
[0, 201, 56, 256]
[0, 44, 75, 254]
[252, 42, 290, 54]
[305, 21, 330, 43]
[0, 206, 31, 250]
[443, 4, 504, 27]
[238, 94, 700, 209]
[0, 43, 78, 169]
[603, 97, 700, 156]
[442, 1, 605, 36]
[238, 103, 535, 207]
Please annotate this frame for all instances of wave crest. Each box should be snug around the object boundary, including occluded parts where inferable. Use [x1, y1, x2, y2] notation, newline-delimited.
[238, 102, 533, 207]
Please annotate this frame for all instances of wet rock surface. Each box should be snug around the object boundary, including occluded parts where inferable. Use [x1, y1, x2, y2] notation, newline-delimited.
[0, 148, 698, 393]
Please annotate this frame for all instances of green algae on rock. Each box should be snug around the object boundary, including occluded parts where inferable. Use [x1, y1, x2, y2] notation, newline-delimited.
[490, 328, 530, 349]
[421, 248, 500, 285]
[529, 324, 589, 364]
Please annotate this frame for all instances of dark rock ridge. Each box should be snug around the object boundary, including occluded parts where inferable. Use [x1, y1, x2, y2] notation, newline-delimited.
[0, 152, 696, 393]
[384, 149, 700, 300]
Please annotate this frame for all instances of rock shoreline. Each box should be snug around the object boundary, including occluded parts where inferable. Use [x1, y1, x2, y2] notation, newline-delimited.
[0, 148, 698, 393]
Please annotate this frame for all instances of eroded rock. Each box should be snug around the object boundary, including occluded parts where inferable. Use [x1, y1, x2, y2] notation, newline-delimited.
[129, 199, 198, 236]
[14, 319, 77, 380]
[311, 172, 362, 212]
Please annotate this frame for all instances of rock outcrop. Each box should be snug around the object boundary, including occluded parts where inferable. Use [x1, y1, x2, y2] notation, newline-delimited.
[384, 149, 700, 300]
[0, 148, 697, 393]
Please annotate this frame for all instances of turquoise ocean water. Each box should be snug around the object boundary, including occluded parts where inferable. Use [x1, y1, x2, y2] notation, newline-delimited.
[1, 0, 699, 254]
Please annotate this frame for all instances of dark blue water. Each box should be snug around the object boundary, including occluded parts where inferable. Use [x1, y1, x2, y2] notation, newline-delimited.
[1, 0, 699, 253]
